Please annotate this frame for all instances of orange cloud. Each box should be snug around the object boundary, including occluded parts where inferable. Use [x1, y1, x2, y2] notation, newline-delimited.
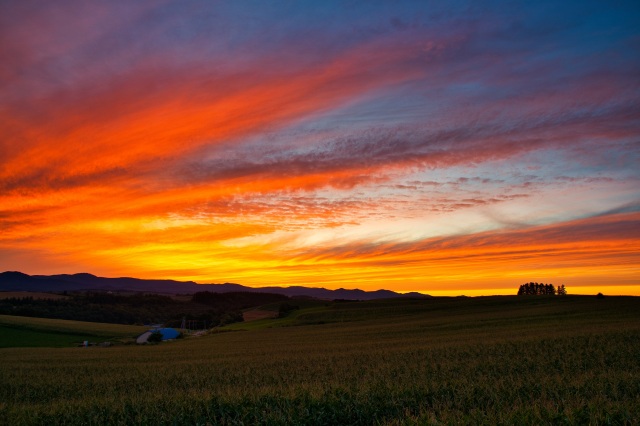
[3, 202, 637, 295]
[1, 36, 432, 196]
[2, 2, 639, 297]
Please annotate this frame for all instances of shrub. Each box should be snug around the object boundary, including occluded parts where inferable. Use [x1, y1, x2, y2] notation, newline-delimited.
[278, 303, 300, 318]
[147, 330, 163, 343]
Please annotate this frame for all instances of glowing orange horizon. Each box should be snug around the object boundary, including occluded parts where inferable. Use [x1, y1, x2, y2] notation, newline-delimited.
[3, 207, 638, 295]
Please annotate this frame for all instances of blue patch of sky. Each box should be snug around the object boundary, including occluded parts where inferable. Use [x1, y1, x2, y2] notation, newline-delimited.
[136, 1, 429, 60]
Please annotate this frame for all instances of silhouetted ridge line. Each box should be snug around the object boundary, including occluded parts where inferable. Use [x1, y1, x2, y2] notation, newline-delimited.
[0, 271, 430, 300]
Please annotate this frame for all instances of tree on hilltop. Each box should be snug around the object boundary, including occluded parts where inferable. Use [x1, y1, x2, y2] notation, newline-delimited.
[517, 282, 565, 295]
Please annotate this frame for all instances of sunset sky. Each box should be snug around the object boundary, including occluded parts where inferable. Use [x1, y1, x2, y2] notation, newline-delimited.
[1, 1, 639, 296]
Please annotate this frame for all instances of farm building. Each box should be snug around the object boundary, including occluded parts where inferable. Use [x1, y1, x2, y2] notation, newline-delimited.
[136, 328, 180, 344]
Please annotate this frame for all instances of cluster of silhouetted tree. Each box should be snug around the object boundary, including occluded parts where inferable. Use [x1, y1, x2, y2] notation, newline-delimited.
[0, 293, 178, 324]
[517, 282, 566, 295]
[278, 302, 300, 318]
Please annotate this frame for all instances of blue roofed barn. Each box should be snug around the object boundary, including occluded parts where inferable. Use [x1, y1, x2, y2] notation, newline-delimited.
[136, 328, 180, 344]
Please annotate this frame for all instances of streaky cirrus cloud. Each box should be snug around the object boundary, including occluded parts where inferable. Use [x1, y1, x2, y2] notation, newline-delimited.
[1, 0, 639, 294]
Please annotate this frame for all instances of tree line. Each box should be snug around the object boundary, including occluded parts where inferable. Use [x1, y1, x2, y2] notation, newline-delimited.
[0, 291, 288, 326]
[517, 282, 566, 296]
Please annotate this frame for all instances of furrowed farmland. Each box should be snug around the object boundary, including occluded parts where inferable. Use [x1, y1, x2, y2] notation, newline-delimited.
[1, 296, 639, 425]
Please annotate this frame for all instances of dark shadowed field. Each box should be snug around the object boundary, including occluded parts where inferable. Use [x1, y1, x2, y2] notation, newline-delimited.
[1, 295, 639, 425]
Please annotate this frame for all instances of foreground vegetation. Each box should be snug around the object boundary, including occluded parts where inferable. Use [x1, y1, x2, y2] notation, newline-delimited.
[1, 296, 639, 424]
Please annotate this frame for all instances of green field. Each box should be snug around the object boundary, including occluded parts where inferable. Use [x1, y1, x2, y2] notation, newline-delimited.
[1, 296, 639, 424]
[0, 315, 147, 348]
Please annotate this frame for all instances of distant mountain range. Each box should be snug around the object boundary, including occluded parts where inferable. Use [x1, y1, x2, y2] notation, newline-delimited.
[0, 271, 429, 300]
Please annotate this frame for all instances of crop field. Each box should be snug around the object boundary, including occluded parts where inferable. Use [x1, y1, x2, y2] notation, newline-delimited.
[0, 315, 147, 348]
[1, 296, 639, 425]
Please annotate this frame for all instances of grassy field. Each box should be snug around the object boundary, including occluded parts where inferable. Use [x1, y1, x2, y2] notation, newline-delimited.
[0, 315, 147, 348]
[1, 296, 639, 424]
